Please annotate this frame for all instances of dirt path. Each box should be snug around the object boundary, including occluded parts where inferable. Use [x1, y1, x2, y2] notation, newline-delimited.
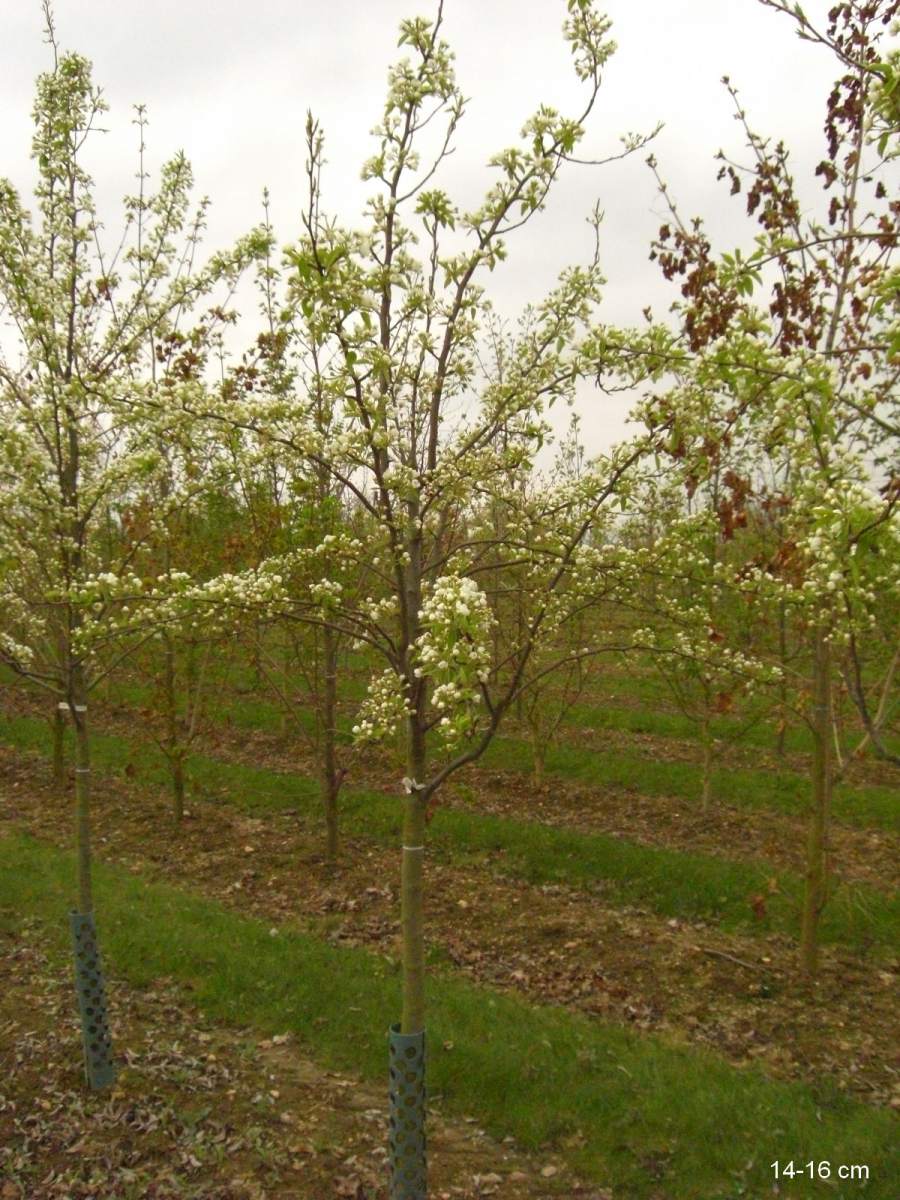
[187, 715, 900, 895]
[0, 908, 602, 1199]
[1, 743, 897, 1114]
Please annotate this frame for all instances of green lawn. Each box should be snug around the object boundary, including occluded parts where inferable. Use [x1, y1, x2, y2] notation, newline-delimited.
[103, 669, 900, 833]
[2, 711, 898, 955]
[483, 735, 900, 832]
[3, 832, 896, 1200]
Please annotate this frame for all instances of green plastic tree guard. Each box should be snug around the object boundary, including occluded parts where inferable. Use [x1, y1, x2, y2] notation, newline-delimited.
[70, 911, 115, 1090]
[388, 1024, 426, 1199]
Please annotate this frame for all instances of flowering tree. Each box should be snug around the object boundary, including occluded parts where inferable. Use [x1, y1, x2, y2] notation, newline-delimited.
[630, 505, 780, 811]
[142, 3, 656, 1190]
[609, 0, 900, 978]
[475, 415, 614, 786]
[0, 11, 264, 1085]
[119, 430, 243, 821]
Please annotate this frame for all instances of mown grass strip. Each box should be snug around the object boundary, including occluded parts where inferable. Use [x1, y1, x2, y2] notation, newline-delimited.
[2, 832, 896, 1200]
[2, 712, 897, 955]
[104, 672, 900, 832]
[482, 734, 900, 833]
[564, 671, 900, 758]
[27, 659, 897, 829]
[565, 698, 815, 752]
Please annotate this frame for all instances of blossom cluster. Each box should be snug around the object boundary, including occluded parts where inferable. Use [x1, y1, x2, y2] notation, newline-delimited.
[352, 668, 410, 744]
[414, 574, 495, 748]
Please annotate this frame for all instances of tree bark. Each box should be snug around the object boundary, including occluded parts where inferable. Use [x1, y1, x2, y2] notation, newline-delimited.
[52, 703, 67, 792]
[171, 754, 186, 824]
[401, 717, 427, 1035]
[253, 619, 263, 687]
[279, 636, 293, 741]
[163, 634, 185, 822]
[700, 715, 713, 812]
[70, 664, 93, 916]
[776, 600, 789, 757]
[532, 743, 545, 789]
[800, 628, 833, 980]
[400, 505, 427, 1036]
[322, 622, 340, 864]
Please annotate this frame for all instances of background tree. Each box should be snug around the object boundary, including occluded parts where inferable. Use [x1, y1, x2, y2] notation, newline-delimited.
[612, 0, 900, 977]
[0, 9, 264, 1085]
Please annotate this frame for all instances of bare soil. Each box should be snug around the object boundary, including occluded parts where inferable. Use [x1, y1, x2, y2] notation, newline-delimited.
[1, 741, 897, 1118]
[0, 900, 602, 1199]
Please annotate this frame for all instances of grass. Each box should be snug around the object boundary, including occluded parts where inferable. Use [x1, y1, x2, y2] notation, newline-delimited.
[565, 697, 814, 751]
[359, 798, 900, 954]
[19, 660, 897, 831]
[566, 670, 900, 759]
[2, 831, 896, 1200]
[2, 711, 898, 955]
[483, 735, 900, 833]
[101, 669, 900, 833]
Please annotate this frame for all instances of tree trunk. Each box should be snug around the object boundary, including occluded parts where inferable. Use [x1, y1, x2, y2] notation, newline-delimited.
[800, 629, 833, 980]
[52, 703, 67, 792]
[700, 716, 713, 813]
[278, 637, 291, 741]
[401, 720, 427, 1035]
[776, 600, 789, 757]
[69, 672, 116, 1089]
[70, 667, 93, 915]
[172, 755, 186, 823]
[253, 620, 263, 688]
[392, 501, 428, 1197]
[532, 743, 545, 789]
[163, 634, 185, 822]
[186, 638, 198, 695]
[322, 624, 340, 864]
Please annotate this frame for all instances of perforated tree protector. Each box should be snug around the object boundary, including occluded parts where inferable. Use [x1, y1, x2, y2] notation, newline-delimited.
[388, 1023, 426, 1200]
[70, 911, 115, 1090]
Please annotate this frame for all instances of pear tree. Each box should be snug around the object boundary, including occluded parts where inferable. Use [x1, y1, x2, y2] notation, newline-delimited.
[146, 3, 655, 1191]
[0, 10, 265, 1086]
[614, 0, 900, 978]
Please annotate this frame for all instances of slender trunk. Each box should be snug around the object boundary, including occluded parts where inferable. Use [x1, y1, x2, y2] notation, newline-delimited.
[532, 742, 545, 789]
[401, 715, 427, 1035]
[776, 600, 788, 756]
[71, 664, 93, 915]
[278, 635, 291, 740]
[70, 671, 116, 1091]
[186, 639, 198, 695]
[515, 593, 525, 724]
[399, 504, 427, 1036]
[322, 623, 339, 864]
[253, 620, 263, 688]
[800, 629, 833, 980]
[700, 715, 713, 812]
[53, 703, 67, 792]
[323, 768, 340, 864]
[172, 754, 186, 823]
[163, 634, 184, 822]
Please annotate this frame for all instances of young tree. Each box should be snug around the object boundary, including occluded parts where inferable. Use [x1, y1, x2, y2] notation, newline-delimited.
[481, 415, 604, 787]
[631, 500, 777, 812]
[152, 3, 655, 1191]
[0, 12, 264, 1085]
[121, 436, 238, 822]
[613, 0, 900, 978]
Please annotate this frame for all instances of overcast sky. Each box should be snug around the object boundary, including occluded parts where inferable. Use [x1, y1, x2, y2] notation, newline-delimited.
[0, 1, 844, 455]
